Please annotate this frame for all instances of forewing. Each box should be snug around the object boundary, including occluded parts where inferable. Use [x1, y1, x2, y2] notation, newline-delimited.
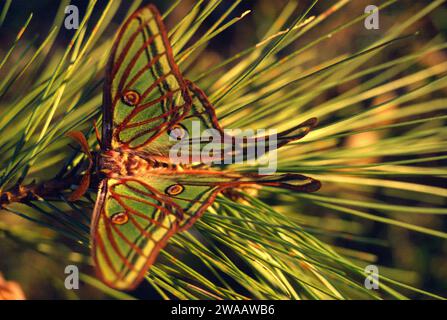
[91, 174, 223, 290]
[103, 5, 191, 151]
[91, 178, 180, 290]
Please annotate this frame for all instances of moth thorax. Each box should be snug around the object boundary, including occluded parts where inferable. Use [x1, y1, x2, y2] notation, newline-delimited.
[100, 150, 152, 177]
[126, 153, 153, 175]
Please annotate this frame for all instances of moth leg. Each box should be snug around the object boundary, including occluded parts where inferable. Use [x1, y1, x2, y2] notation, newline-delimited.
[66, 131, 94, 201]
[93, 119, 102, 149]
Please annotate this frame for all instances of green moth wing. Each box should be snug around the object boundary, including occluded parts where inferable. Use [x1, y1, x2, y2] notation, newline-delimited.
[102, 0, 317, 161]
[91, 171, 320, 290]
[91, 178, 178, 290]
[103, 5, 191, 152]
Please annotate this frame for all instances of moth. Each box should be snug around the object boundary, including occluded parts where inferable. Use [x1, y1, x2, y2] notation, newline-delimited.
[71, 4, 321, 290]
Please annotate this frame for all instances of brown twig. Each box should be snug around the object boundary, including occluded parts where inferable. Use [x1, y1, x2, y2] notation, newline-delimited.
[0, 176, 82, 207]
